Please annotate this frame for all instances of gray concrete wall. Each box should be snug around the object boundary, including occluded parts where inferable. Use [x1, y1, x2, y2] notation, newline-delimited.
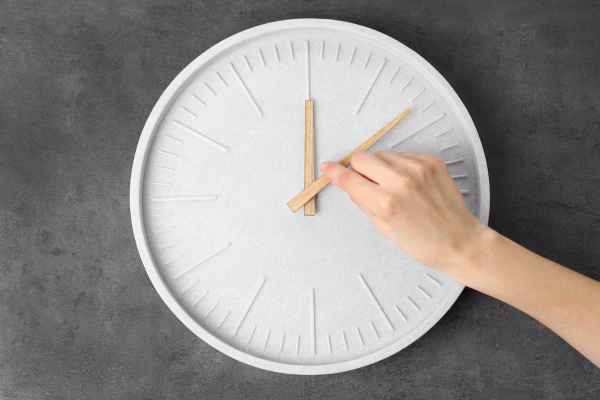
[1, 1, 599, 399]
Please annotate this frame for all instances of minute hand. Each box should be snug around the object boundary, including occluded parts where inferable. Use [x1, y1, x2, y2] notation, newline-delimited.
[286, 106, 411, 213]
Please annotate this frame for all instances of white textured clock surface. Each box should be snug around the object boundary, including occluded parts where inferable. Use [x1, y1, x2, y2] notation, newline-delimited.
[131, 19, 489, 374]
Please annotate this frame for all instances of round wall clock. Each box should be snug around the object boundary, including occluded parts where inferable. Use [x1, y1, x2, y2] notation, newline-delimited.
[130, 19, 489, 374]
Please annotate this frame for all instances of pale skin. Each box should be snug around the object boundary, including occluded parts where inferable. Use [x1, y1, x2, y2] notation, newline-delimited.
[321, 151, 600, 367]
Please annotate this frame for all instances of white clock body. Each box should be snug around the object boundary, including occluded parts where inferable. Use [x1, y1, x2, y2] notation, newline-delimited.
[130, 19, 489, 374]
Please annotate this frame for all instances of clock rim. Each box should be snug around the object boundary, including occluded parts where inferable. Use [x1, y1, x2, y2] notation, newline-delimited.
[130, 18, 490, 375]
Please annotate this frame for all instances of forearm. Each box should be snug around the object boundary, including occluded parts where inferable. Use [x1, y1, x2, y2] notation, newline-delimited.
[450, 228, 600, 366]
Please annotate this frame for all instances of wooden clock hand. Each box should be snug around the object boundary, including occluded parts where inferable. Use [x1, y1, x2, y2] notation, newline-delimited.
[287, 106, 412, 213]
[304, 98, 316, 215]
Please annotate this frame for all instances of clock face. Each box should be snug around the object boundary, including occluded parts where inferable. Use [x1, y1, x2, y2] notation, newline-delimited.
[130, 19, 489, 374]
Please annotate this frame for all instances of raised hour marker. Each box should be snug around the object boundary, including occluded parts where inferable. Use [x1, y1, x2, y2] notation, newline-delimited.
[390, 65, 401, 84]
[408, 87, 426, 104]
[205, 299, 221, 318]
[417, 285, 433, 299]
[435, 127, 453, 137]
[407, 296, 421, 311]
[358, 273, 395, 331]
[395, 304, 408, 322]
[445, 158, 464, 165]
[363, 52, 372, 69]
[320, 40, 325, 60]
[263, 329, 272, 351]
[216, 71, 228, 87]
[426, 272, 443, 287]
[355, 326, 365, 346]
[203, 82, 217, 96]
[280, 332, 287, 353]
[157, 165, 176, 172]
[296, 335, 301, 356]
[193, 290, 209, 307]
[289, 40, 295, 60]
[234, 276, 266, 337]
[192, 93, 207, 107]
[243, 55, 253, 71]
[218, 310, 232, 328]
[370, 320, 380, 339]
[151, 181, 170, 186]
[335, 42, 341, 61]
[400, 76, 414, 92]
[158, 148, 179, 158]
[441, 143, 459, 152]
[327, 334, 333, 354]
[248, 324, 257, 346]
[174, 242, 231, 280]
[355, 58, 388, 115]
[229, 62, 263, 118]
[165, 134, 183, 144]
[349, 46, 357, 65]
[173, 120, 229, 152]
[274, 44, 280, 62]
[151, 195, 218, 202]
[391, 113, 446, 147]
[305, 41, 311, 98]
[181, 105, 198, 118]
[420, 100, 435, 113]
[342, 330, 349, 351]
[460, 189, 470, 195]
[258, 48, 266, 66]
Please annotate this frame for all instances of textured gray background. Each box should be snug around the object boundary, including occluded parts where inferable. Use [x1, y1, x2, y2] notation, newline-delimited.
[1, 1, 600, 399]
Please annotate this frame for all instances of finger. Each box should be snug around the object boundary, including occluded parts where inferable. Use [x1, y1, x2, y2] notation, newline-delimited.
[320, 161, 383, 216]
[349, 151, 398, 185]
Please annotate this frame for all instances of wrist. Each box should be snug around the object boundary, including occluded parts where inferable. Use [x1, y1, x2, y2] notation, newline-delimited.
[439, 223, 501, 286]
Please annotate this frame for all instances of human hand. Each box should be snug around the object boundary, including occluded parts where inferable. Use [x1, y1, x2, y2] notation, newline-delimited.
[321, 151, 488, 278]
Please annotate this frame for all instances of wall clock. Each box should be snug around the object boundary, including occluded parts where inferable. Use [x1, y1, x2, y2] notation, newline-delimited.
[130, 19, 489, 374]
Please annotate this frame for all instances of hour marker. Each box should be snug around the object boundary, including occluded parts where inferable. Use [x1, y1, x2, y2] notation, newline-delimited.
[280, 332, 287, 353]
[420, 100, 435, 113]
[289, 40, 295, 60]
[408, 87, 426, 104]
[320, 40, 325, 60]
[296, 335, 301, 356]
[426, 272, 443, 287]
[391, 113, 446, 148]
[203, 82, 217, 96]
[274, 44, 280, 62]
[327, 334, 333, 354]
[229, 62, 263, 118]
[355, 58, 388, 115]
[218, 310, 232, 328]
[342, 330, 349, 351]
[358, 273, 395, 331]
[165, 134, 183, 144]
[349, 45, 357, 65]
[355, 326, 365, 346]
[205, 299, 221, 318]
[247, 324, 257, 346]
[441, 143, 459, 152]
[234, 277, 266, 337]
[174, 242, 231, 280]
[335, 42, 341, 61]
[216, 71, 228, 87]
[445, 158, 464, 165]
[158, 148, 179, 158]
[390, 65, 401, 84]
[417, 285, 432, 299]
[192, 93, 207, 106]
[243, 55, 253, 71]
[310, 288, 317, 355]
[452, 174, 468, 179]
[370, 320, 380, 339]
[435, 127, 453, 137]
[460, 189, 470, 195]
[181, 105, 198, 118]
[305, 41, 311, 98]
[157, 165, 176, 172]
[173, 120, 229, 152]
[193, 290, 209, 307]
[151, 181, 170, 186]
[407, 296, 421, 311]
[258, 48, 266, 66]
[363, 52, 372, 69]
[394, 304, 408, 322]
[400, 76, 414, 92]
[151, 195, 218, 202]
[263, 329, 272, 351]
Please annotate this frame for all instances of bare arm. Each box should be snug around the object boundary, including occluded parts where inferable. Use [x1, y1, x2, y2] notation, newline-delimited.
[321, 151, 600, 367]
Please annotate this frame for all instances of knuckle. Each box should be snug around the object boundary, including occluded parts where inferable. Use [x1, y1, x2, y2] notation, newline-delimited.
[377, 193, 399, 217]
[335, 169, 353, 186]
